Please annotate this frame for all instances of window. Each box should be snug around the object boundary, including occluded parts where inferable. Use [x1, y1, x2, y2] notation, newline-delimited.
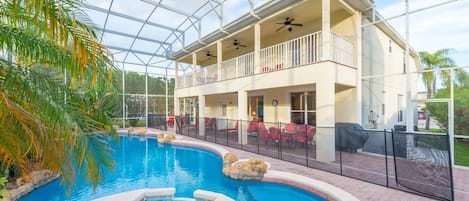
[403, 52, 406, 73]
[388, 39, 392, 53]
[397, 94, 403, 122]
[290, 91, 316, 125]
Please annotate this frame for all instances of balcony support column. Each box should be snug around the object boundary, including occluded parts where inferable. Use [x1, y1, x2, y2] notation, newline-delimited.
[316, 67, 335, 162]
[217, 41, 222, 81]
[254, 23, 261, 74]
[237, 90, 248, 144]
[198, 94, 206, 136]
[192, 52, 197, 86]
[321, 0, 331, 61]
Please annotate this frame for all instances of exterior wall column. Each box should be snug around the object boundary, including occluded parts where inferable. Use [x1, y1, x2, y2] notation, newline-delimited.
[237, 90, 248, 144]
[316, 67, 335, 162]
[321, 0, 331, 61]
[354, 11, 362, 123]
[198, 94, 206, 136]
[217, 41, 222, 81]
[254, 23, 261, 74]
[192, 52, 197, 86]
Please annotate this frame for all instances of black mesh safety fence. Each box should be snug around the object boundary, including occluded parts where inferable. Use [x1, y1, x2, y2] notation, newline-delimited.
[392, 131, 454, 201]
[168, 117, 455, 200]
[147, 114, 167, 131]
[339, 129, 389, 187]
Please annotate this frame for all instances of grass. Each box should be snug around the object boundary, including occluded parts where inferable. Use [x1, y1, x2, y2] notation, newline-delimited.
[417, 127, 447, 133]
[455, 139, 469, 167]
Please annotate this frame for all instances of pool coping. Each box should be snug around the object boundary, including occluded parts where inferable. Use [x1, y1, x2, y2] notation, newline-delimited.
[170, 138, 359, 201]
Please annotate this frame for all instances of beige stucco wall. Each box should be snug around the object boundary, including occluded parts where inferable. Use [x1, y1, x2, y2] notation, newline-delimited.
[204, 93, 238, 120]
[362, 17, 419, 129]
[335, 87, 359, 123]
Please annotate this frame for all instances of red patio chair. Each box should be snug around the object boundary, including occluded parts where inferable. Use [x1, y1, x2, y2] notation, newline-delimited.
[206, 118, 216, 130]
[293, 125, 316, 145]
[285, 123, 297, 134]
[247, 120, 258, 132]
[269, 127, 289, 143]
[258, 127, 271, 144]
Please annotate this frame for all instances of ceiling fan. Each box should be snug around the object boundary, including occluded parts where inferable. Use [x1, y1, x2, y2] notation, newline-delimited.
[205, 51, 216, 59]
[275, 17, 303, 32]
[230, 39, 247, 50]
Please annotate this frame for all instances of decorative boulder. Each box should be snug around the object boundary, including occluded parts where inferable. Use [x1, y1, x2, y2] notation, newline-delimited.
[159, 134, 176, 144]
[138, 128, 147, 134]
[157, 133, 165, 142]
[5, 170, 59, 201]
[223, 158, 268, 181]
[223, 153, 238, 165]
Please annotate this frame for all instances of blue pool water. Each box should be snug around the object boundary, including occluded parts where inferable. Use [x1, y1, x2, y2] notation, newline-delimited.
[20, 136, 326, 201]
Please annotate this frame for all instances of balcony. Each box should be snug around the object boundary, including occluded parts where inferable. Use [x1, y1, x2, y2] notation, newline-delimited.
[177, 31, 353, 88]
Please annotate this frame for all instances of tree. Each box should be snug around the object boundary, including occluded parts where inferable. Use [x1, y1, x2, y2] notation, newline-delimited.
[419, 49, 455, 130]
[109, 71, 175, 121]
[427, 85, 469, 136]
[0, 0, 117, 191]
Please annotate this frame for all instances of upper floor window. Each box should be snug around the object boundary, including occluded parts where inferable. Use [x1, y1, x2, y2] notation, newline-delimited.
[403, 52, 406, 73]
[388, 39, 392, 53]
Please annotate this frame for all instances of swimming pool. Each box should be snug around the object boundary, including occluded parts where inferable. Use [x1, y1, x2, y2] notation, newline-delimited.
[20, 136, 326, 201]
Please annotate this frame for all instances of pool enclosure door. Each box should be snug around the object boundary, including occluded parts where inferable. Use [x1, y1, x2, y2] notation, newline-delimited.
[412, 98, 453, 163]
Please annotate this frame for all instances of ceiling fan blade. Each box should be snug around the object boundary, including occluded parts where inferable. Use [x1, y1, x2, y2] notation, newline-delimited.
[291, 23, 303, 26]
[289, 18, 295, 22]
[275, 26, 285, 32]
[276, 22, 284, 25]
[239, 44, 247, 47]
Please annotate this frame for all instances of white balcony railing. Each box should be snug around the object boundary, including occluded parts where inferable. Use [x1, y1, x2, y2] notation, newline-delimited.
[236, 52, 254, 77]
[186, 73, 193, 87]
[194, 66, 205, 85]
[260, 31, 322, 73]
[205, 63, 218, 83]
[221, 52, 254, 80]
[331, 32, 354, 66]
[176, 31, 354, 89]
[176, 74, 184, 88]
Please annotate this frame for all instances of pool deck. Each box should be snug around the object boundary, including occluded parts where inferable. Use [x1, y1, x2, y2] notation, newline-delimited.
[138, 128, 469, 201]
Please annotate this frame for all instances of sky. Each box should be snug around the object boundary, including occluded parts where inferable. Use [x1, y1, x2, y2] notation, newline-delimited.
[375, 0, 469, 66]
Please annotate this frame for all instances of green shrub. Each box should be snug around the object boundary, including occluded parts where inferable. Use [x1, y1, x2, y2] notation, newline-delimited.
[0, 177, 8, 198]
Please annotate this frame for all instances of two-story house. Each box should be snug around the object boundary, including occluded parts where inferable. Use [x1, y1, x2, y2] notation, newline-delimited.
[171, 0, 420, 162]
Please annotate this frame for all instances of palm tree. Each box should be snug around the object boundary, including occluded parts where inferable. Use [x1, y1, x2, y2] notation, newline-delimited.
[419, 49, 456, 131]
[0, 0, 117, 191]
